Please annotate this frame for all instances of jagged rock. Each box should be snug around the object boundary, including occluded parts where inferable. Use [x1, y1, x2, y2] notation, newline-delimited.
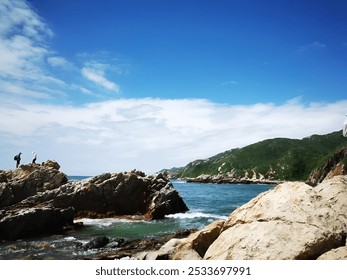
[306, 147, 347, 186]
[186, 173, 281, 185]
[43, 160, 61, 170]
[48, 172, 188, 219]
[203, 176, 347, 260]
[0, 161, 68, 208]
[147, 183, 189, 219]
[0, 206, 74, 240]
[0, 163, 188, 241]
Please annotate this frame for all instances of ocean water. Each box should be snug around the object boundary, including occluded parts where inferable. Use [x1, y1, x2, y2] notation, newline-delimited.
[0, 179, 274, 259]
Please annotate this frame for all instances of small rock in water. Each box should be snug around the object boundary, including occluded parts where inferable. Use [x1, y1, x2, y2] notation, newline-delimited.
[83, 236, 110, 249]
[106, 238, 125, 248]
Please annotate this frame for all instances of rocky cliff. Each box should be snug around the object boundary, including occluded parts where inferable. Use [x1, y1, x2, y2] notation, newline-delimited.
[0, 161, 188, 240]
[306, 146, 347, 186]
[136, 175, 347, 260]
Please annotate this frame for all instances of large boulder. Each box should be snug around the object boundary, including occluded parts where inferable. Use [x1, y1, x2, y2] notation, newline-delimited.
[136, 220, 224, 260]
[172, 220, 225, 260]
[317, 246, 347, 260]
[203, 176, 347, 260]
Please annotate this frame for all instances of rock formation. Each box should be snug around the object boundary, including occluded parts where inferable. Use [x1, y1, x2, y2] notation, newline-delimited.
[0, 161, 188, 240]
[204, 176, 346, 260]
[185, 173, 281, 185]
[139, 175, 346, 260]
[306, 147, 347, 186]
[0, 160, 68, 208]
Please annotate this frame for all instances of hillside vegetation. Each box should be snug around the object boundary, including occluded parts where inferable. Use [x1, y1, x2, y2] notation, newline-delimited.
[173, 131, 347, 181]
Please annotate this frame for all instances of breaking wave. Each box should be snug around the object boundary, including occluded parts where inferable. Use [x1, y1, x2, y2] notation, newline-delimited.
[166, 211, 228, 220]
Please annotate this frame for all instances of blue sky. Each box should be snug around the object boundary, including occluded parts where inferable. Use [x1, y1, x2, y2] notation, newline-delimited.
[0, 0, 346, 175]
[29, 0, 347, 105]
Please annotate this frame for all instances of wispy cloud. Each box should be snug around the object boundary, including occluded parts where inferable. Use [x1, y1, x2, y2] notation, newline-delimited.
[47, 56, 73, 69]
[221, 80, 239, 86]
[0, 0, 53, 40]
[299, 41, 326, 52]
[81, 67, 120, 92]
[0, 0, 67, 101]
[0, 0, 122, 102]
[0, 97, 345, 175]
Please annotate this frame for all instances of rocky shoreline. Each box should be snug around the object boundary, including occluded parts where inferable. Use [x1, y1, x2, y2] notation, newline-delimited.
[183, 173, 282, 185]
[0, 161, 188, 241]
[110, 176, 346, 260]
[1, 160, 346, 260]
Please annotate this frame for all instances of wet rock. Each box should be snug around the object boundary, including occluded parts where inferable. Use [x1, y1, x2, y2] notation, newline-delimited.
[89, 229, 196, 260]
[84, 236, 110, 249]
[106, 238, 125, 248]
[0, 206, 74, 240]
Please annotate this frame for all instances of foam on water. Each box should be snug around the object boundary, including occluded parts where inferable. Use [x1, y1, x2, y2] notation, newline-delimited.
[74, 217, 149, 227]
[166, 211, 228, 220]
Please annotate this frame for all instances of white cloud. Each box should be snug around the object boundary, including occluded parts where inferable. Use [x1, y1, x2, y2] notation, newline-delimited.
[0, 0, 69, 101]
[0, 97, 346, 175]
[47, 56, 72, 69]
[0, 0, 122, 103]
[0, 0, 53, 40]
[81, 67, 120, 92]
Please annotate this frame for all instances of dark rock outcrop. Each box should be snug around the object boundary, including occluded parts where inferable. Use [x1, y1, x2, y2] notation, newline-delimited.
[0, 206, 74, 240]
[32, 170, 188, 219]
[185, 173, 281, 185]
[0, 162, 188, 241]
[306, 147, 347, 186]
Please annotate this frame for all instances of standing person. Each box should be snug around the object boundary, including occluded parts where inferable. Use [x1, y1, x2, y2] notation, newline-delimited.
[32, 151, 37, 164]
[14, 152, 22, 168]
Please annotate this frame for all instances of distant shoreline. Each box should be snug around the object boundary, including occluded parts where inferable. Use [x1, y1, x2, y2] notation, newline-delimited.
[180, 176, 282, 185]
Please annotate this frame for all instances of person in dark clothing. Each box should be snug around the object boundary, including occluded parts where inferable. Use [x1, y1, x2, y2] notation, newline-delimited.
[14, 152, 22, 168]
[32, 151, 37, 164]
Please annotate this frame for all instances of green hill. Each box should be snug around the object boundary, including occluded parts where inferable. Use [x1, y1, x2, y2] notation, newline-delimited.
[173, 130, 347, 181]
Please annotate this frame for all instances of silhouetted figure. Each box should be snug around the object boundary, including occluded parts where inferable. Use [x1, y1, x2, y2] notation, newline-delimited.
[14, 152, 22, 168]
[32, 151, 37, 164]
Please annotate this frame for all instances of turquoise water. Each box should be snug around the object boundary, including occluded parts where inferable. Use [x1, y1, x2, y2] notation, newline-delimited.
[72, 180, 274, 240]
[0, 179, 274, 259]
